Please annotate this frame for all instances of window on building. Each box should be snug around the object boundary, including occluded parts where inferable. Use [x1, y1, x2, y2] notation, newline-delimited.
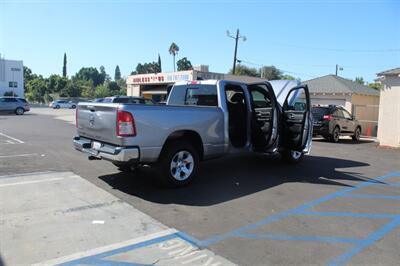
[8, 81, 17, 88]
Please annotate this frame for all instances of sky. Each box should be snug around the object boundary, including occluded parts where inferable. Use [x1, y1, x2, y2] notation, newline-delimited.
[1, 0, 399, 83]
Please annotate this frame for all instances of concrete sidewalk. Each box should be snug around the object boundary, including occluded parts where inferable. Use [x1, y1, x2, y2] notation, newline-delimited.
[0, 171, 234, 266]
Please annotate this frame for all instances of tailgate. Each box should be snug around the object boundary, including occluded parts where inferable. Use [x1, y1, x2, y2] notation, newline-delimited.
[77, 103, 121, 145]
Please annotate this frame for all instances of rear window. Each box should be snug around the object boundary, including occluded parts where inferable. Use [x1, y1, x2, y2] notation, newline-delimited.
[111, 98, 130, 103]
[311, 107, 330, 115]
[168, 85, 218, 107]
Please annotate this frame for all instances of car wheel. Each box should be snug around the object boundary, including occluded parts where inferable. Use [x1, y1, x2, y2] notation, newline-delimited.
[71, 105, 76, 109]
[330, 126, 340, 143]
[15, 107, 24, 115]
[156, 140, 199, 187]
[282, 149, 304, 164]
[352, 127, 361, 141]
[55, 105, 60, 109]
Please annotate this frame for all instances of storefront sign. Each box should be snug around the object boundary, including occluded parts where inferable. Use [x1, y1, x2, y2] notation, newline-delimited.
[128, 71, 193, 85]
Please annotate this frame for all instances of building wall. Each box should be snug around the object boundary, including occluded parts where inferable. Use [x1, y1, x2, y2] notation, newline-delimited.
[377, 75, 400, 147]
[351, 94, 380, 136]
[310, 93, 352, 111]
[0, 59, 24, 97]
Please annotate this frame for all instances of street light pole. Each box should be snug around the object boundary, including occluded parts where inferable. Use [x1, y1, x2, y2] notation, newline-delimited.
[335, 64, 343, 76]
[227, 29, 246, 75]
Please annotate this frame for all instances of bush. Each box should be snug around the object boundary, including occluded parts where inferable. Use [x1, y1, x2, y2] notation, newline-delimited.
[3, 91, 17, 97]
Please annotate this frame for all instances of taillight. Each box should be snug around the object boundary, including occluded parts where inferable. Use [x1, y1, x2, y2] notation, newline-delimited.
[323, 115, 332, 121]
[117, 111, 136, 136]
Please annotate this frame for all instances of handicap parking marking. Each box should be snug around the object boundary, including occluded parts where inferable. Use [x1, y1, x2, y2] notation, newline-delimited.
[173, 171, 400, 266]
[39, 229, 235, 266]
[0, 132, 24, 144]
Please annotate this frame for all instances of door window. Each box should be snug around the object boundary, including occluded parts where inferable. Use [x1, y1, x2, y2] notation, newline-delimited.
[285, 90, 307, 111]
[250, 89, 271, 108]
[342, 109, 352, 119]
[334, 109, 344, 118]
[5, 98, 17, 102]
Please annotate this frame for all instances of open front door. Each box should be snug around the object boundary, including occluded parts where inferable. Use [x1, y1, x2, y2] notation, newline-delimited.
[248, 82, 278, 151]
[282, 85, 311, 152]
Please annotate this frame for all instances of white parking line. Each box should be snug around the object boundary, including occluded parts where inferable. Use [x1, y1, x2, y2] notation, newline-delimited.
[0, 177, 66, 188]
[0, 132, 24, 144]
[0, 153, 38, 158]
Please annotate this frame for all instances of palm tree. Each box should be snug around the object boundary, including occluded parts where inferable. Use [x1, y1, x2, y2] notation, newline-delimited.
[168, 42, 180, 72]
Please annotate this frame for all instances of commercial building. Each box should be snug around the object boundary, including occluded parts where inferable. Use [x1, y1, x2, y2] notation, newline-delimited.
[0, 57, 24, 97]
[303, 75, 380, 136]
[126, 65, 265, 102]
[376, 68, 400, 148]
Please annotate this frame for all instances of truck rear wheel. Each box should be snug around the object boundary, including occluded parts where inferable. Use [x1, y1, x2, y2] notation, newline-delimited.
[157, 140, 199, 187]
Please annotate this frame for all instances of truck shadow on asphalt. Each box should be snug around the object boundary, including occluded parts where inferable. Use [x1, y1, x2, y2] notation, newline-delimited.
[313, 138, 376, 145]
[98, 154, 372, 206]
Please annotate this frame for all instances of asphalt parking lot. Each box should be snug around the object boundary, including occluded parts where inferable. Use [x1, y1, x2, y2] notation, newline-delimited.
[1, 108, 399, 266]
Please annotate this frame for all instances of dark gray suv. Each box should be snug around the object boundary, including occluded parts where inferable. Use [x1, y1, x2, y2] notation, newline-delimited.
[0, 97, 30, 115]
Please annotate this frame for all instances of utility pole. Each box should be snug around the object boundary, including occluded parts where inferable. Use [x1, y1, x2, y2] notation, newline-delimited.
[227, 29, 246, 75]
[335, 64, 343, 76]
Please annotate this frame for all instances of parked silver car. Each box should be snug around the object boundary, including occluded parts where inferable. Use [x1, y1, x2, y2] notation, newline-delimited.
[49, 100, 76, 109]
[0, 97, 30, 115]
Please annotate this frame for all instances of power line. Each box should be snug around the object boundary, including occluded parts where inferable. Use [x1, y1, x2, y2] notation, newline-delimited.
[270, 42, 400, 53]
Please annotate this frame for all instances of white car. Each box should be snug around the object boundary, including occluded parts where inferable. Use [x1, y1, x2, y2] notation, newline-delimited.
[49, 100, 76, 109]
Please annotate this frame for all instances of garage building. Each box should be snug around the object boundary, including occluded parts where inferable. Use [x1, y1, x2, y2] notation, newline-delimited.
[303, 75, 380, 136]
[376, 68, 400, 148]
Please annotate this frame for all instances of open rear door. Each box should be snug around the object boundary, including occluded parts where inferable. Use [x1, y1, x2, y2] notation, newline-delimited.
[282, 85, 311, 152]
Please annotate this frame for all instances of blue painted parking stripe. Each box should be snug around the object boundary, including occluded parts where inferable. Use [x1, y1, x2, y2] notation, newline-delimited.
[327, 216, 400, 266]
[58, 233, 177, 266]
[342, 193, 400, 200]
[198, 172, 399, 247]
[297, 211, 398, 219]
[236, 232, 362, 244]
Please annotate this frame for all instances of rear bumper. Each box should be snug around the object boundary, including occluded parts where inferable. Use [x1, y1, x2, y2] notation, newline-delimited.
[73, 136, 139, 163]
[313, 125, 329, 135]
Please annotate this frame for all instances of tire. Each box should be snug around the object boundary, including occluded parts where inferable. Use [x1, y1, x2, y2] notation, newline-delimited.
[55, 105, 60, 109]
[352, 127, 361, 141]
[15, 107, 24, 115]
[282, 149, 304, 164]
[330, 126, 340, 143]
[156, 140, 199, 187]
[71, 105, 76, 109]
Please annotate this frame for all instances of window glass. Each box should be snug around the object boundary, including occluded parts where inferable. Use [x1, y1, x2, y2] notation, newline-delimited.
[184, 85, 218, 107]
[334, 109, 344, 117]
[18, 98, 27, 103]
[250, 89, 271, 108]
[342, 109, 352, 119]
[5, 98, 17, 102]
[113, 97, 130, 103]
[286, 89, 307, 111]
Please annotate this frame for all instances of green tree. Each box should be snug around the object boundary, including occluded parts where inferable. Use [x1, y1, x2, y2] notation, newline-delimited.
[132, 62, 160, 74]
[259, 66, 282, 80]
[94, 85, 112, 98]
[177, 57, 192, 71]
[74, 67, 104, 87]
[25, 76, 48, 103]
[114, 65, 121, 80]
[62, 53, 67, 77]
[158, 54, 162, 72]
[368, 82, 382, 90]
[355, 77, 365, 85]
[23, 66, 37, 93]
[280, 74, 296, 80]
[168, 42, 179, 71]
[229, 64, 259, 77]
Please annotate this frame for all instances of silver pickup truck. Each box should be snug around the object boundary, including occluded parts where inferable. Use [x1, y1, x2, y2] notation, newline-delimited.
[74, 79, 312, 186]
